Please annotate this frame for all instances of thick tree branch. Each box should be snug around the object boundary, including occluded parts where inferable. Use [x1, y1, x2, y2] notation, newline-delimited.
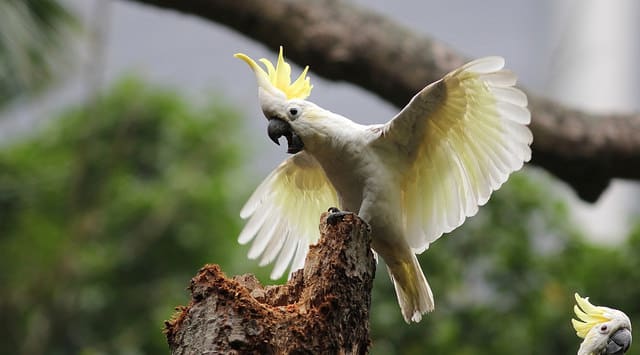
[125, 0, 640, 201]
[165, 213, 375, 354]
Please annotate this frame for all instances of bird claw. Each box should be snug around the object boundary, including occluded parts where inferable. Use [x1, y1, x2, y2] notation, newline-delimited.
[326, 207, 352, 225]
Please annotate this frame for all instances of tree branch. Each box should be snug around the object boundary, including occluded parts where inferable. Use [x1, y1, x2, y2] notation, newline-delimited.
[124, 0, 640, 202]
[165, 213, 375, 354]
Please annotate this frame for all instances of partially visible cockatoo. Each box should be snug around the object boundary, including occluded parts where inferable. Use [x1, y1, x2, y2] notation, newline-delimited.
[235, 47, 532, 323]
[573, 293, 632, 355]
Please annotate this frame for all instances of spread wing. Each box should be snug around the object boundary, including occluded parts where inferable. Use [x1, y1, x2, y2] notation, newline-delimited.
[379, 57, 532, 253]
[239, 151, 339, 279]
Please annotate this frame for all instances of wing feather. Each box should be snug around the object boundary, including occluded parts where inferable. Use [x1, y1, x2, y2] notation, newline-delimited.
[238, 151, 338, 279]
[490, 86, 528, 106]
[478, 70, 518, 87]
[238, 205, 269, 244]
[272, 233, 298, 279]
[380, 57, 532, 253]
[259, 220, 286, 266]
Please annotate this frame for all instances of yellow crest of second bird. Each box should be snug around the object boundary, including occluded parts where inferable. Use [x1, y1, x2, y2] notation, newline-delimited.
[572, 293, 611, 338]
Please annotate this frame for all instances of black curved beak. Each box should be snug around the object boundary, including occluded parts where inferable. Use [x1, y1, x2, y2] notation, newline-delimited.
[267, 119, 304, 154]
[606, 328, 632, 354]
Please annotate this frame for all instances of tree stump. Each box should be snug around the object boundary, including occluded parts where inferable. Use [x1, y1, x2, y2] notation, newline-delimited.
[165, 212, 375, 354]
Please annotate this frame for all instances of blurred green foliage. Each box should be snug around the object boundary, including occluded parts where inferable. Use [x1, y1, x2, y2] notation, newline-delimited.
[0, 78, 261, 354]
[0, 0, 76, 108]
[371, 172, 640, 355]
[1, 78, 639, 355]
[2, 1, 638, 352]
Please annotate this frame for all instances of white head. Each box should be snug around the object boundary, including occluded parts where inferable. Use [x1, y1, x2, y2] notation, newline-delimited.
[572, 293, 632, 355]
[235, 47, 325, 154]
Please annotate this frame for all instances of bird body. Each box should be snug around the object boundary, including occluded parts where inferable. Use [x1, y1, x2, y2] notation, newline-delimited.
[235, 47, 532, 322]
[302, 109, 434, 320]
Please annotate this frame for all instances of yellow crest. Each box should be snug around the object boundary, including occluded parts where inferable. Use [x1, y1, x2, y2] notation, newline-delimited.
[234, 46, 313, 100]
[571, 293, 611, 338]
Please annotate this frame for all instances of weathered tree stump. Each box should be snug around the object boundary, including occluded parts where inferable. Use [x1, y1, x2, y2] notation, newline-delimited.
[165, 212, 375, 354]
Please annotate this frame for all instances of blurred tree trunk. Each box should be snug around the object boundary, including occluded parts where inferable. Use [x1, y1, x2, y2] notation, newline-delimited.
[165, 213, 375, 354]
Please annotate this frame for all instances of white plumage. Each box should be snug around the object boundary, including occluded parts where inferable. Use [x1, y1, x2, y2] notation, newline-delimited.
[572, 293, 632, 355]
[235, 48, 532, 322]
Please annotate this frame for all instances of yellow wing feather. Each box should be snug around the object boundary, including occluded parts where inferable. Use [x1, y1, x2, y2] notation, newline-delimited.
[239, 151, 338, 279]
[384, 57, 532, 253]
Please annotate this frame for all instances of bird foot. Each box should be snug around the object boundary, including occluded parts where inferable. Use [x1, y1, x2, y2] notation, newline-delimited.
[326, 207, 353, 226]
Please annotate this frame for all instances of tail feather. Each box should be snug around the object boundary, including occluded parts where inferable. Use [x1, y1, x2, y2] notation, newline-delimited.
[386, 253, 434, 323]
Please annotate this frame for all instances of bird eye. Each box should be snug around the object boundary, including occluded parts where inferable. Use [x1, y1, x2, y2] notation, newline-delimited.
[600, 325, 608, 333]
[288, 107, 300, 119]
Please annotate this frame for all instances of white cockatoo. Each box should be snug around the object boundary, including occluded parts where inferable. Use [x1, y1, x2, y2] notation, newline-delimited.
[573, 293, 632, 355]
[235, 47, 532, 323]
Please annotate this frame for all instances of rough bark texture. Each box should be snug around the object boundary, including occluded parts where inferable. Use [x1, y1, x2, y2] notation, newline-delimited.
[165, 213, 375, 354]
[124, 0, 640, 202]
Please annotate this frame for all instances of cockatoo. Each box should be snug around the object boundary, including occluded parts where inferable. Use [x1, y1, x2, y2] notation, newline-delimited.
[235, 47, 532, 323]
[572, 293, 632, 355]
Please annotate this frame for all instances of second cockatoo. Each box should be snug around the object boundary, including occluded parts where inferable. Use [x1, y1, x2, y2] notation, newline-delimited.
[573, 293, 632, 355]
[235, 47, 532, 323]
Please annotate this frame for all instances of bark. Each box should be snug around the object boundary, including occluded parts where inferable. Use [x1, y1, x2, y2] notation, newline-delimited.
[165, 213, 375, 354]
[123, 0, 640, 201]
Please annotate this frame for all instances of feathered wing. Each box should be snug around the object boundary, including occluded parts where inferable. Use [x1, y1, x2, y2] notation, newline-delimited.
[239, 151, 339, 279]
[380, 56, 533, 253]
